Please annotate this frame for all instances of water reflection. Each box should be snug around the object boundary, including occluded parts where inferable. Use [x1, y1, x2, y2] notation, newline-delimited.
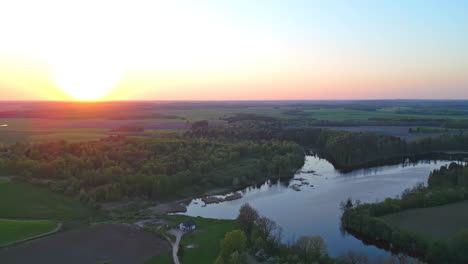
[180, 156, 458, 259]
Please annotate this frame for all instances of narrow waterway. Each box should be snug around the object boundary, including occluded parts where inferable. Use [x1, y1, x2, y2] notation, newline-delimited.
[180, 156, 456, 259]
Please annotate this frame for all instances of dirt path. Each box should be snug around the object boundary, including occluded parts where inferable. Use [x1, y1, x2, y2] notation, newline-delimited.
[167, 229, 185, 264]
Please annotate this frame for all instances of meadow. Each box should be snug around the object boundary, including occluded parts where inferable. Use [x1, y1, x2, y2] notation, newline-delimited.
[0, 219, 58, 246]
[0, 180, 97, 219]
[143, 253, 173, 264]
[382, 200, 468, 240]
[0, 118, 187, 145]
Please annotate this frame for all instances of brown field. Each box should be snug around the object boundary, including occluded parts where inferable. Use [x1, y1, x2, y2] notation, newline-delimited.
[0, 223, 170, 264]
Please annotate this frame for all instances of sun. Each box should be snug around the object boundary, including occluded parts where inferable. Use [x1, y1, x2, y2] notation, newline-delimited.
[50, 49, 124, 101]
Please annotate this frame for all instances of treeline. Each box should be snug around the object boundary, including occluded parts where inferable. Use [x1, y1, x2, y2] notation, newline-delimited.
[111, 125, 145, 132]
[187, 116, 468, 169]
[395, 109, 468, 116]
[408, 127, 451, 134]
[443, 119, 468, 129]
[0, 136, 304, 206]
[319, 131, 468, 168]
[341, 163, 468, 264]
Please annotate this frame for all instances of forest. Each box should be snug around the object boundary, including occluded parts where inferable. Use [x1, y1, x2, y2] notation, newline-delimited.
[0, 135, 304, 206]
[187, 116, 468, 169]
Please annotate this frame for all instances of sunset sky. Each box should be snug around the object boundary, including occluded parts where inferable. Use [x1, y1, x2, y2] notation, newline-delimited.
[0, 0, 467, 101]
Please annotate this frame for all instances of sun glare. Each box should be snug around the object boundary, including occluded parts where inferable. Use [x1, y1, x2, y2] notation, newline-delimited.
[50, 47, 124, 100]
[0, 0, 280, 101]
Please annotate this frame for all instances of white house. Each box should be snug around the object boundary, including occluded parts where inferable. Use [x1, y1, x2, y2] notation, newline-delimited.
[178, 220, 196, 231]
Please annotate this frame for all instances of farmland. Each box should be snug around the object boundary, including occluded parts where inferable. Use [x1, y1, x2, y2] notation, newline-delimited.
[304, 107, 468, 121]
[2, 100, 468, 146]
[2, 100, 468, 263]
[0, 220, 58, 246]
[382, 200, 468, 239]
[0, 118, 188, 145]
[0, 180, 98, 219]
[0, 223, 170, 264]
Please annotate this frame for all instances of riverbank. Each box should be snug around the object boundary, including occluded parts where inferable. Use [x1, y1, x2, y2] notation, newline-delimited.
[317, 150, 468, 172]
[179, 156, 455, 259]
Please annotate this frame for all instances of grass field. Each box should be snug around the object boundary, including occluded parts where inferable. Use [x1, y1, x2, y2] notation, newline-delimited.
[3, 105, 468, 146]
[0, 118, 188, 145]
[0, 219, 58, 246]
[382, 200, 468, 239]
[143, 252, 173, 264]
[305, 108, 468, 121]
[162, 215, 239, 264]
[0, 181, 98, 219]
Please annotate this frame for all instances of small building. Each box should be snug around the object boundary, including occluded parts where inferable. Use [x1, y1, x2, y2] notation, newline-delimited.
[179, 220, 196, 231]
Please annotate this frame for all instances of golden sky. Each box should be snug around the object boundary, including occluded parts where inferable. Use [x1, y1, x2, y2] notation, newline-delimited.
[1, 0, 467, 100]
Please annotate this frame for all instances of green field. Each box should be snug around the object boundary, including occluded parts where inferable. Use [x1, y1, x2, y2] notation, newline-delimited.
[0, 118, 189, 145]
[304, 108, 468, 121]
[0, 219, 58, 246]
[0, 181, 97, 219]
[3, 104, 468, 145]
[382, 200, 468, 239]
[143, 252, 173, 264]
[28, 131, 109, 142]
[164, 215, 238, 264]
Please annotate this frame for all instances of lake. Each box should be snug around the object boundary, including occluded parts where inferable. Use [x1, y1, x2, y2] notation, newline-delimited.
[179, 156, 456, 259]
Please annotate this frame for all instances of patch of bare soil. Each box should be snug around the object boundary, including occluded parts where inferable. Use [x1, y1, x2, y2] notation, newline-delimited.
[148, 201, 189, 215]
[0, 223, 170, 264]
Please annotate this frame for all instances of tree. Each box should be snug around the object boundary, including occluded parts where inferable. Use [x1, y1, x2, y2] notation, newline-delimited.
[191, 120, 209, 130]
[220, 230, 247, 261]
[237, 203, 259, 237]
[229, 251, 241, 264]
[253, 236, 266, 251]
[255, 216, 278, 241]
[296, 235, 328, 261]
[214, 256, 225, 264]
[340, 198, 354, 212]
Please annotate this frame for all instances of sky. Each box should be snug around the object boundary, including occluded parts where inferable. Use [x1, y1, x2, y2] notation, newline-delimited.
[0, 0, 467, 101]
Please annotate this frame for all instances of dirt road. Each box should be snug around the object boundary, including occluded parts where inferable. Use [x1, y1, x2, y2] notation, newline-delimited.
[167, 229, 185, 264]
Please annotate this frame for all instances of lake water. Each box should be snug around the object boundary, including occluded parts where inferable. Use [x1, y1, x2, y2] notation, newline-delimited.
[180, 156, 456, 259]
